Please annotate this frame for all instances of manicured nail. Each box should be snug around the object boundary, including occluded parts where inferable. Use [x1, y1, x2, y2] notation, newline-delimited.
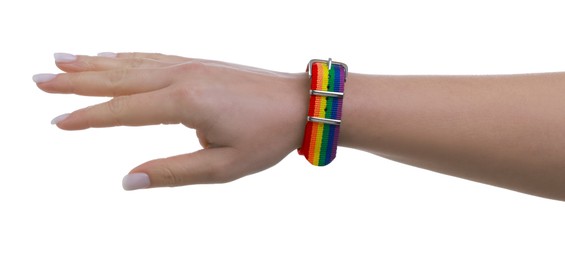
[97, 52, 117, 58]
[54, 53, 77, 62]
[51, 113, 70, 125]
[32, 73, 56, 83]
[122, 173, 150, 191]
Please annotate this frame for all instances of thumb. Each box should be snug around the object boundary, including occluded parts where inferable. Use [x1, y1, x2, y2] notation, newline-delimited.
[122, 147, 242, 190]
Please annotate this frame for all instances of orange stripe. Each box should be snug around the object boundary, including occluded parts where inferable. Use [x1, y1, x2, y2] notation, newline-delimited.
[312, 64, 329, 164]
[308, 63, 323, 162]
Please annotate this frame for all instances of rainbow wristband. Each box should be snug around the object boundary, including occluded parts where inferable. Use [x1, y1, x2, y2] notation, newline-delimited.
[298, 59, 348, 166]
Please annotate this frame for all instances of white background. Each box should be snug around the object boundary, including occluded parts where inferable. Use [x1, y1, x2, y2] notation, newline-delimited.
[1, 0, 565, 259]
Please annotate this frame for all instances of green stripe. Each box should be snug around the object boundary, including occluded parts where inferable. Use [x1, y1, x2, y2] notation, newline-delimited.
[318, 66, 335, 165]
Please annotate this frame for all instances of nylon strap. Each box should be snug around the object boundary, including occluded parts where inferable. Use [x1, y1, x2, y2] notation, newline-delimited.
[298, 60, 346, 166]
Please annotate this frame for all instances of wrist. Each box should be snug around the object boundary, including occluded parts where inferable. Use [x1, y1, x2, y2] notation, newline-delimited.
[283, 72, 311, 150]
[338, 73, 383, 150]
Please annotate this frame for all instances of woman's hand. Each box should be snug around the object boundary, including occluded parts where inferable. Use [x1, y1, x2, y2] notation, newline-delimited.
[34, 53, 309, 190]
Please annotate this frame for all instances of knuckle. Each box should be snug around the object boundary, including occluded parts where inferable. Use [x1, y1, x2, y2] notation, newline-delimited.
[79, 59, 97, 71]
[105, 69, 128, 94]
[160, 165, 181, 187]
[167, 62, 209, 98]
[171, 61, 207, 74]
[148, 53, 165, 60]
[80, 105, 97, 128]
[130, 52, 143, 59]
[170, 86, 197, 106]
[63, 73, 82, 93]
[168, 86, 204, 126]
[105, 96, 128, 125]
[125, 58, 146, 68]
[133, 52, 164, 60]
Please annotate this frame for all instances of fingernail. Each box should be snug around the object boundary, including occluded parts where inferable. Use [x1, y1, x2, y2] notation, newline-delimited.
[32, 73, 56, 83]
[51, 113, 70, 125]
[97, 52, 117, 58]
[122, 173, 150, 191]
[54, 53, 77, 62]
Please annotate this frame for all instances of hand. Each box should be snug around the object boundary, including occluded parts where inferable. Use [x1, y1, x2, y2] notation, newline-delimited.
[34, 53, 309, 190]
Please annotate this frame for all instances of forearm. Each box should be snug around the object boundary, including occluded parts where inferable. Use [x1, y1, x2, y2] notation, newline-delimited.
[340, 72, 565, 201]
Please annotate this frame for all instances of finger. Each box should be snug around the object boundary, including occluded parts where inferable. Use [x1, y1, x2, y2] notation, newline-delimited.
[115, 52, 191, 63]
[114, 52, 275, 76]
[36, 67, 173, 96]
[123, 147, 245, 189]
[55, 88, 182, 130]
[55, 54, 170, 73]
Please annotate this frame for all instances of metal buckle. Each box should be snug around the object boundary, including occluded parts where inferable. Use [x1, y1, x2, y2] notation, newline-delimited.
[306, 58, 347, 126]
[307, 58, 348, 81]
[309, 89, 344, 98]
[307, 116, 341, 126]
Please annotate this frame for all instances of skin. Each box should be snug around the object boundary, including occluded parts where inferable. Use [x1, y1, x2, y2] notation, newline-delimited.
[35, 53, 565, 201]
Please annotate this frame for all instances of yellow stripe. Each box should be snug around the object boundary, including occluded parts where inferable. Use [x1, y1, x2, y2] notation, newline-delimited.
[312, 64, 329, 165]
[308, 63, 322, 164]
